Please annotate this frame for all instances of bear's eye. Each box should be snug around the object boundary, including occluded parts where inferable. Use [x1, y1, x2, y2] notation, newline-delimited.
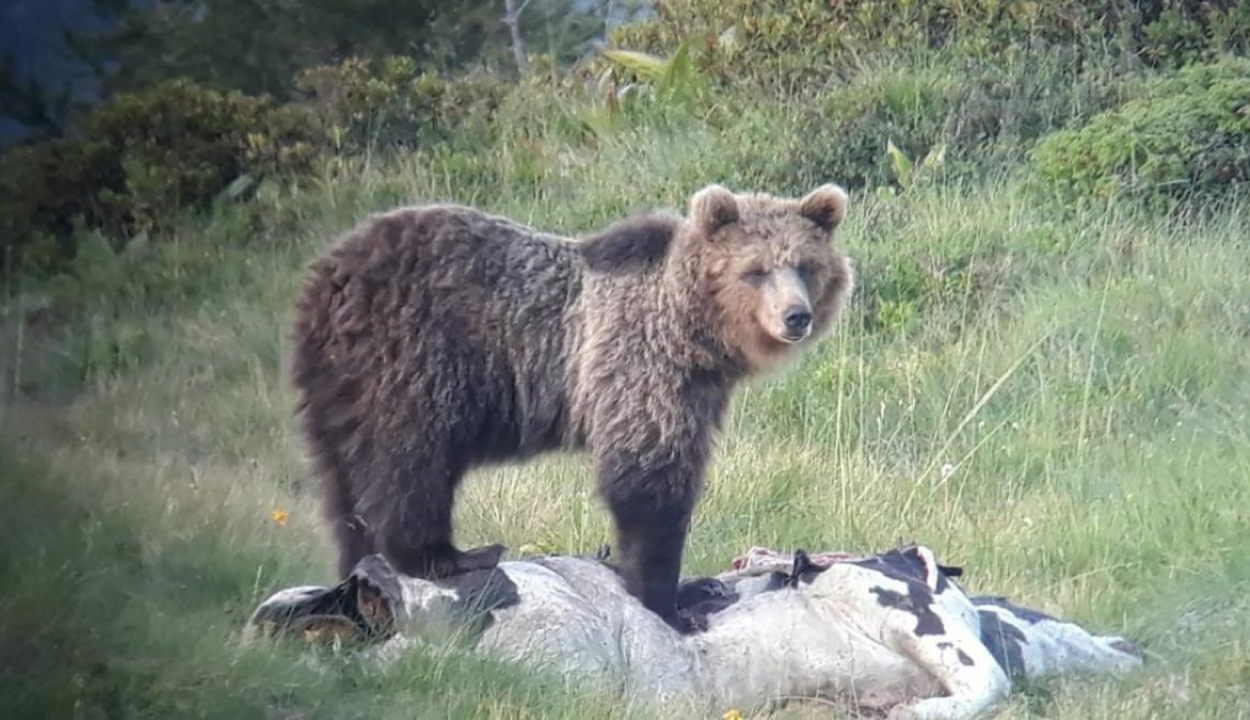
[741, 267, 770, 284]
[797, 262, 817, 282]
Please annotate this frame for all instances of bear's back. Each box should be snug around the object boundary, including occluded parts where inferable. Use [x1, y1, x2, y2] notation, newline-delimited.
[294, 203, 593, 459]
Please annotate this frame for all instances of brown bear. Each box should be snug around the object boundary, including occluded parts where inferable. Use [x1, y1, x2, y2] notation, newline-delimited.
[290, 183, 853, 632]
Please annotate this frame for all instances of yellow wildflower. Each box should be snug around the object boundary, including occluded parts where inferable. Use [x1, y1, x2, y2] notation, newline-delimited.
[270, 509, 289, 526]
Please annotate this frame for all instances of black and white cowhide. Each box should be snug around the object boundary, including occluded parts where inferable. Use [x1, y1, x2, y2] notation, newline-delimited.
[246, 545, 1143, 719]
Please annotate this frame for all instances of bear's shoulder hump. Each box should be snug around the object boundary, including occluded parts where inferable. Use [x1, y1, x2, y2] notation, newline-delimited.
[578, 213, 682, 273]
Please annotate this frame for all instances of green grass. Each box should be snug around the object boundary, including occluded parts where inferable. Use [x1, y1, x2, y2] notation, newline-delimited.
[3, 96, 1250, 719]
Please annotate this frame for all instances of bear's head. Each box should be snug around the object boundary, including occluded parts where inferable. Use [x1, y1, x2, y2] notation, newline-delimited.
[677, 183, 854, 374]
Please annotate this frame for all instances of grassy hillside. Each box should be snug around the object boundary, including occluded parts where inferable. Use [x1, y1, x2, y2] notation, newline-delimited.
[3, 6, 1250, 719]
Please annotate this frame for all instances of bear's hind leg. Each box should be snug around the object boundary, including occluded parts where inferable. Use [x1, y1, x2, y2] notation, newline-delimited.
[316, 449, 377, 578]
[334, 513, 375, 578]
[368, 452, 505, 580]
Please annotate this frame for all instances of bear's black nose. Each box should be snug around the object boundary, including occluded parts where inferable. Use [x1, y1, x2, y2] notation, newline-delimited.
[783, 307, 812, 335]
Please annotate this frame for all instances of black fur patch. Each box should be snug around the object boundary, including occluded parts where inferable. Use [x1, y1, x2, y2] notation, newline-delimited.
[851, 546, 958, 593]
[675, 577, 741, 616]
[978, 609, 1029, 681]
[432, 566, 522, 633]
[971, 595, 1057, 624]
[754, 572, 790, 594]
[785, 549, 830, 587]
[868, 581, 946, 636]
[579, 214, 679, 273]
[936, 641, 976, 666]
[885, 547, 960, 591]
[854, 547, 956, 636]
[675, 549, 831, 617]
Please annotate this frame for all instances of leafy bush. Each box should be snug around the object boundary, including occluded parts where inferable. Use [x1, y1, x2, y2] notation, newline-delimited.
[1136, 1, 1250, 66]
[778, 53, 1135, 191]
[0, 80, 323, 275]
[609, 0, 1250, 86]
[1031, 57, 1250, 204]
[599, 41, 711, 116]
[293, 56, 508, 153]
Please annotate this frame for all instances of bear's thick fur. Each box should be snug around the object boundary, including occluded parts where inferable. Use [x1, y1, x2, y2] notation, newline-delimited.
[290, 183, 853, 631]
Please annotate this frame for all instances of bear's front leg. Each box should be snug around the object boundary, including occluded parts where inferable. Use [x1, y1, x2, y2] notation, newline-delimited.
[597, 448, 706, 634]
[613, 505, 702, 633]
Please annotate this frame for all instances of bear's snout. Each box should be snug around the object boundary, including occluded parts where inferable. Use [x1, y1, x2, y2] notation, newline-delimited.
[782, 305, 813, 341]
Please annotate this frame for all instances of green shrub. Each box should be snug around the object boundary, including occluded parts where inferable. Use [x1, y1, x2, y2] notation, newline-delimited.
[598, 41, 712, 118]
[780, 53, 1134, 191]
[0, 139, 120, 272]
[293, 56, 508, 153]
[1137, 1, 1250, 66]
[0, 80, 324, 275]
[609, 0, 1250, 86]
[1031, 57, 1250, 204]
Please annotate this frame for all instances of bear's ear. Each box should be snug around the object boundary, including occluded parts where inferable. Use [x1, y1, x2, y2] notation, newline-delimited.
[798, 184, 848, 233]
[689, 184, 740, 235]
